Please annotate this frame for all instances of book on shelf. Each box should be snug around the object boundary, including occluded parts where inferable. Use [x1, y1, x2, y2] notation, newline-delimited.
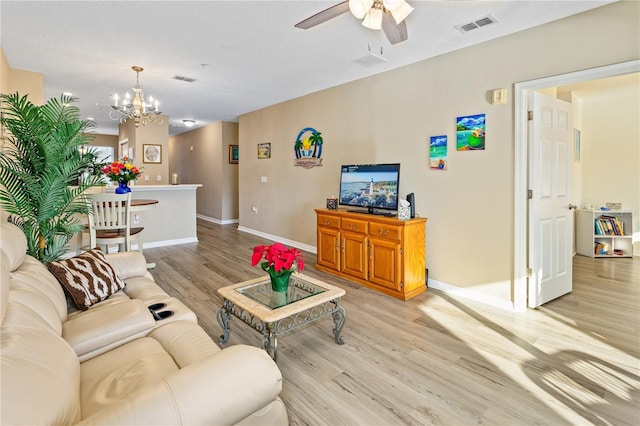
[594, 216, 624, 236]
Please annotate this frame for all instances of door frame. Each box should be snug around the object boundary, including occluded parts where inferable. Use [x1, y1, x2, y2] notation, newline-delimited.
[513, 59, 640, 312]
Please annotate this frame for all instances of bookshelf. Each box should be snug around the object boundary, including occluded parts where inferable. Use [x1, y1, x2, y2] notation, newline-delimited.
[576, 209, 633, 258]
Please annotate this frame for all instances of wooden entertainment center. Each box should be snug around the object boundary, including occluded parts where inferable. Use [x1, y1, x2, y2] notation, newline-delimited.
[315, 209, 427, 301]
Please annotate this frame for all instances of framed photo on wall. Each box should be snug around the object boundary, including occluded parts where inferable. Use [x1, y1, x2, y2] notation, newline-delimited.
[142, 144, 162, 163]
[229, 145, 239, 164]
[257, 143, 271, 159]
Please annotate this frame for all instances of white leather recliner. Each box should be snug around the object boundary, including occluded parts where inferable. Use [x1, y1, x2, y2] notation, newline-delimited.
[0, 221, 288, 425]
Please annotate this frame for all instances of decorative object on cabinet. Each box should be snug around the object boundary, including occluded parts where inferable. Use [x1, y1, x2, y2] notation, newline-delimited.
[258, 143, 271, 159]
[229, 144, 239, 164]
[456, 113, 485, 151]
[429, 135, 447, 170]
[315, 209, 427, 300]
[294, 127, 323, 168]
[142, 144, 162, 163]
[326, 196, 338, 209]
[576, 209, 633, 258]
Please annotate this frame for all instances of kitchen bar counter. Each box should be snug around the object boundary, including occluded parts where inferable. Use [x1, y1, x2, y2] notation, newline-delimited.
[105, 184, 202, 248]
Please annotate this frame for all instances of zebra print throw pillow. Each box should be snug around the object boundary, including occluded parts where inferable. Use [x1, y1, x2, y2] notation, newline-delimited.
[47, 248, 125, 310]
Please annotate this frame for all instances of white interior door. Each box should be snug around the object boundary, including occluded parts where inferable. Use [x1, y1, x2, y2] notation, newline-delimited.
[528, 92, 573, 307]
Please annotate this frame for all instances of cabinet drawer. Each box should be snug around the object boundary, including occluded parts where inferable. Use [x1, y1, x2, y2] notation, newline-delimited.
[318, 214, 340, 229]
[342, 218, 368, 234]
[370, 223, 401, 241]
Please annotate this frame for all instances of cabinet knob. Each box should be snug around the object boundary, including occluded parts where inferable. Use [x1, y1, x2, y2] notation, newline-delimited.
[378, 229, 389, 236]
[324, 219, 332, 225]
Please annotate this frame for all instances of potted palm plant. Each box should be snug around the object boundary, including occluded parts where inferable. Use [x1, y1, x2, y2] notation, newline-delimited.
[0, 93, 105, 262]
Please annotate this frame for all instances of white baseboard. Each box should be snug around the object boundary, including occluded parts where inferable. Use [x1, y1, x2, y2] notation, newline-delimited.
[140, 237, 198, 249]
[197, 214, 239, 225]
[428, 279, 515, 312]
[236, 226, 317, 254]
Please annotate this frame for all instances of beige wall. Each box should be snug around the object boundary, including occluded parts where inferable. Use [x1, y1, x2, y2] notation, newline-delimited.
[1, 48, 43, 105]
[120, 115, 169, 185]
[238, 2, 640, 305]
[579, 84, 640, 253]
[169, 121, 239, 221]
[1, 49, 9, 95]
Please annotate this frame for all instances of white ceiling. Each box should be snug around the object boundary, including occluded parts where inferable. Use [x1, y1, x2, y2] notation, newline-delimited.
[1, 0, 616, 136]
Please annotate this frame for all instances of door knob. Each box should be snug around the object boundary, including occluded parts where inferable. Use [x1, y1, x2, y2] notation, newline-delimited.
[568, 204, 577, 210]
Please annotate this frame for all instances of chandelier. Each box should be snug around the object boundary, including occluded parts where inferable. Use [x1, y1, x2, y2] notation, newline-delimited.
[110, 66, 162, 128]
[349, 0, 413, 30]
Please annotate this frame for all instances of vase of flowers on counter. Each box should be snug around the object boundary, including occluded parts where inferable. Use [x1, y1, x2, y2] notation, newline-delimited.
[101, 157, 142, 193]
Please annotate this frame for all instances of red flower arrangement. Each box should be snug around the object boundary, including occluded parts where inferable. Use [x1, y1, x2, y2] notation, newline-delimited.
[251, 243, 304, 276]
[101, 157, 143, 183]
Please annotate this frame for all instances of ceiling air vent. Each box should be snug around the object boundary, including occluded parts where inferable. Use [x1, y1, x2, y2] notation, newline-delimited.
[455, 15, 497, 33]
[352, 53, 387, 67]
[172, 75, 198, 83]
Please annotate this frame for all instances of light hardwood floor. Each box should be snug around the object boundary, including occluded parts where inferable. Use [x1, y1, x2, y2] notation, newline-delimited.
[145, 220, 639, 425]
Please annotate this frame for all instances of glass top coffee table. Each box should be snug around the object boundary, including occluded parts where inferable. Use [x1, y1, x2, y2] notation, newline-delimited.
[216, 273, 346, 361]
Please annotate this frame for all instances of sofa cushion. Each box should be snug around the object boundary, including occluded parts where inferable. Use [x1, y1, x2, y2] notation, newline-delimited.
[0, 221, 27, 272]
[47, 249, 125, 310]
[1, 303, 82, 425]
[80, 337, 180, 418]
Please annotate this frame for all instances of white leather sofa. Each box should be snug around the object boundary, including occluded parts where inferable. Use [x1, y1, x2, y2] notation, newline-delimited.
[0, 221, 288, 425]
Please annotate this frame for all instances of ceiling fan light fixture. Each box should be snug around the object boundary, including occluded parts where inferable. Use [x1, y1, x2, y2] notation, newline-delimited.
[349, 0, 374, 19]
[362, 7, 383, 30]
[183, 119, 196, 127]
[388, 2, 413, 25]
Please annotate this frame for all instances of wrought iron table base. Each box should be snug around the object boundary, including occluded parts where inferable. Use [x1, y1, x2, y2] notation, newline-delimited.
[217, 298, 346, 361]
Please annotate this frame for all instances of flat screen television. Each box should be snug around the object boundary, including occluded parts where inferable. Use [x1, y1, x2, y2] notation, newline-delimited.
[338, 163, 400, 215]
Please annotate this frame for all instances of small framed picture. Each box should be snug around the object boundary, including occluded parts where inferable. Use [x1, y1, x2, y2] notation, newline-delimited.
[257, 143, 271, 159]
[142, 144, 162, 163]
[229, 145, 239, 164]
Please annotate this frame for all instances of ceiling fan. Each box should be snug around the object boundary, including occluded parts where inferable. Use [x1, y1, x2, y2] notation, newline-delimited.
[295, 0, 414, 45]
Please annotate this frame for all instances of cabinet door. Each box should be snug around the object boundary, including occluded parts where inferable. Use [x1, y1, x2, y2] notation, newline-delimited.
[341, 232, 368, 280]
[369, 237, 402, 291]
[317, 227, 340, 270]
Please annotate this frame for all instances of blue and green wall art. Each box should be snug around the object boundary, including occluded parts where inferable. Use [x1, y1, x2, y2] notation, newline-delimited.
[294, 127, 323, 169]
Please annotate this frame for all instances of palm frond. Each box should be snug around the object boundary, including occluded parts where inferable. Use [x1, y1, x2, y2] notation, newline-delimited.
[1, 93, 104, 262]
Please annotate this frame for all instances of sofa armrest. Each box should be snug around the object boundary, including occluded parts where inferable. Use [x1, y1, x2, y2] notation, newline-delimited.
[63, 299, 156, 361]
[77, 345, 285, 426]
[105, 251, 149, 280]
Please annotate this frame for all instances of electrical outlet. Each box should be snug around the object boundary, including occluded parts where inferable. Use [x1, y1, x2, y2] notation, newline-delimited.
[252, 206, 258, 214]
[261, 176, 268, 183]
[133, 214, 140, 224]
[156, 175, 161, 181]
[144, 175, 150, 181]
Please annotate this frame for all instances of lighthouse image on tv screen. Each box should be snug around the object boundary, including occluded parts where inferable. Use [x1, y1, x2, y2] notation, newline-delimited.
[339, 163, 400, 212]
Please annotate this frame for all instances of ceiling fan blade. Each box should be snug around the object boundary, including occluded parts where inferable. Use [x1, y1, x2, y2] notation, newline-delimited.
[382, 13, 408, 45]
[295, 1, 349, 29]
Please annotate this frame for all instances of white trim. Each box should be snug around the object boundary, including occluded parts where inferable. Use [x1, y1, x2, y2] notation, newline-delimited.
[140, 237, 198, 249]
[197, 214, 239, 225]
[428, 279, 515, 312]
[106, 184, 202, 192]
[237, 226, 317, 254]
[513, 60, 640, 311]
